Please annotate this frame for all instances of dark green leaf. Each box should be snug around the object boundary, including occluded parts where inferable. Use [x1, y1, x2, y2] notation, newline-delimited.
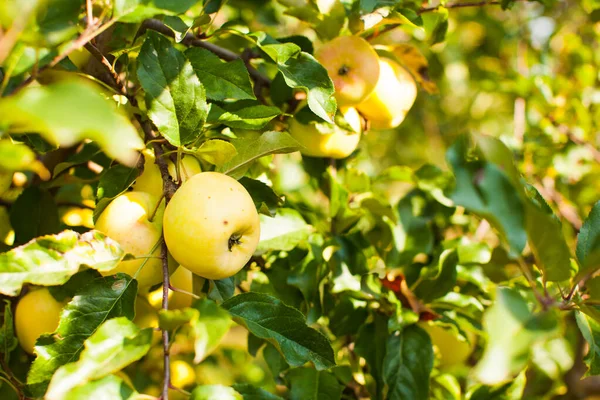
[355, 313, 388, 400]
[414, 250, 458, 302]
[0, 300, 17, 360]
[186, 48, 255, 101]
[45, 317, 152, 399]
[94, 164, 139, 221]
[208, 103, 280, 130]
[137, 31, 208, 146]
[208, 278, 235, 303]
[0, 230, 126, 296]
[577, 201, 600, 278]
[9, 187, 59, 245]
[263, 342, 289, 377]
[27, 274, 137, 396]
[239, 177, 283, 217]
[222, 292, 335, 370]
[286, 367, 344, 400]
[219, 131, 300, 179]
[383, 325, 433, 400]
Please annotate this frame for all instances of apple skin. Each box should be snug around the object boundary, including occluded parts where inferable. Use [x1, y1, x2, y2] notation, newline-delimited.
[147, 265, 202, 310]
[316, 36, 380, 106]
[163, 172, 260, 280]
[15, 288, 63, 354]
[357, 58, 417, 130]
[420, 322, 475, 367]
[95, 191, 165, 289]
[289, 107, 362, 159]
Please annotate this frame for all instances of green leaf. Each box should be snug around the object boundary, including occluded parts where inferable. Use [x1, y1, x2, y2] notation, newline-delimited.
[0, 300, 17, 360]
[524, 186, 571, 282]
[263, 341, 289, 377]
[0, 230, 126, 296]
[186, 48, 256, 101]
[383, 325, 434, 400]
[27, 274, 137, 396]
[447, 136, 526, 255]
[208, 278, 235, 303]
[286, 367, 344, 400]
[457, 242, 492, 265]
[45, 317, 152, 400]
[576, 307, 600, 376]
[208, 103, 281, 130]
[31, 0, 83, 46]
[251, 33, 336, 122]
[9, 186, 59, 245]
[428, 8, 449, 45]
[414, 250, 458, 302]
[239, 177, 283, 217]
[232, 383, 284, 400]
[0, 140, 49, 179]
[222, 292, 335, 370]
[467, 371, 526, 400]
[257, 208, 312, 253]
[113, 0, 197, 22]
[137, 31, 208, 146]
[191, 298, 232, 363]
[190, 384, 242, 400]
[60, 374, 138, 400]
[576, 201, 600, 278]
[474, 287, 559, 384]
[219, 131, 300, 179]
[355, 314, 388, 400]
[194, 139, 237, 167]
[0, 81, 144, 166]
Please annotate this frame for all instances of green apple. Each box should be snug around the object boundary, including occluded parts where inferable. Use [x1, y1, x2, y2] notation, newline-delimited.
[163, 172, 260, 280]
[316, 36, 380, 106]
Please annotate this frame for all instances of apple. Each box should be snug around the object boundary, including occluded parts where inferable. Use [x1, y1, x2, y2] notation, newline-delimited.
[15, 288, 63, 354]
[94, 191, 166, 288]
[356, 57, 417, 130]
[315, 36, 380, 106]
[163, 172, 260, 280]
[289, 106, 362, 159]
[420, 321, 475, 367]
[147, 265, 202, 310]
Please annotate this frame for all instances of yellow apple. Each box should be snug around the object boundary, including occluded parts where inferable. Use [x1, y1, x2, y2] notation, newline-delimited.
[167, 155, 202, 184]
[15, 288, 63, 354]
[95, 191, 165, 288]
[315, 36, 380, 106]
[289, 106, 362, 159]
[420, 321, 475, 367]
[147, 265, 202, 310]
[163, 172, 260, 280]
[357, 58, 417, 130]
[171, 360, 196, 388]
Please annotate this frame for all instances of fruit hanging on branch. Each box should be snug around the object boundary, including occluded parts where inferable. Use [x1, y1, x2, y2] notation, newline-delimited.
[163, 172, 260, 280]
[289, 106, 362, 159]
[15, 288, 63, 354]
[316, 35, 381, 107]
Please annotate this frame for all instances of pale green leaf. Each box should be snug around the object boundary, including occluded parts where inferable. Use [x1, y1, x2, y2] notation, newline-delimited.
[257, 208, 312, 253]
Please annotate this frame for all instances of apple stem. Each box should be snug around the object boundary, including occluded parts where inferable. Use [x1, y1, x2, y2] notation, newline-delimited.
[148, 194, 165, 223]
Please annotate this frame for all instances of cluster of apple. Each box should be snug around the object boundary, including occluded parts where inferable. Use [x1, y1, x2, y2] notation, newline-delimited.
[14, 152, 261, 354]
[289, 35, 418, 159]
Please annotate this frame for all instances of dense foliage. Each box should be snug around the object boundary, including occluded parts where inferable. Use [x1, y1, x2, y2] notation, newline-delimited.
[0, 0, 599, 399]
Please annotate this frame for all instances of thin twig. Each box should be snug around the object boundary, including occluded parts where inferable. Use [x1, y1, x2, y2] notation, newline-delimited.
[516, 256, 552, 310]
[84, 42, 127, 95]
[160, 240, 171, 400]
[86, 0, 94, 28]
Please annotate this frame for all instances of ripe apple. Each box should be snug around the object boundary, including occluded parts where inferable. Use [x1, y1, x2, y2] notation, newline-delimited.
[95, 191, 165, 288]
[15, 288, 63, 354]
[356, 57, 417, 130]
[163, 172, 260, 280]
[420, 321, 475, 367]
[289, 106, 362, 159]
[147, 265, 202, 310]
[315, 36, 380, 106]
